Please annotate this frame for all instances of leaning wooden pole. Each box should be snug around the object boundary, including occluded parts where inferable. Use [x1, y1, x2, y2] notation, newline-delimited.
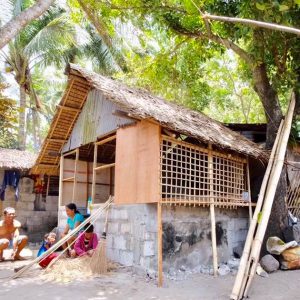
[243, 93, 295, 298]
[230, 120, 283, 300]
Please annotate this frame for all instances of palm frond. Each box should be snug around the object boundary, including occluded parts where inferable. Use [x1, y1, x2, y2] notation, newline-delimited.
[24, 15, 77, 67]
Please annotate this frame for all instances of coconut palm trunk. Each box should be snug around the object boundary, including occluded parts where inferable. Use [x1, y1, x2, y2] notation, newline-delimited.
[18, 84, 26, 150]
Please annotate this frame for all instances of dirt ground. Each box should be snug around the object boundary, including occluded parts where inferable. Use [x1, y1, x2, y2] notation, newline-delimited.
[0, 249, 299, 300]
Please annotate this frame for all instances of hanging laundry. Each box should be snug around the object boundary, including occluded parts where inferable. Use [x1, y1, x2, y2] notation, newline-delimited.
[0, 170, 21, 201]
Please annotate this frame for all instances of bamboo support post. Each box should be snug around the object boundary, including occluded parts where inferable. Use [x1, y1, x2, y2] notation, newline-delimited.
[58, 156, 64, 207]
[157, 202, 163, 287]
[92, 143, 98, 203]
[208, 143, 218, 276]
[72, 148, 79, 203]
[246, 158, 253, 221]
[230, 120, 284, 300]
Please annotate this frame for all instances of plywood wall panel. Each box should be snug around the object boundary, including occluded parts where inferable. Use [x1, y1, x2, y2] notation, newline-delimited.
[115, 120, 160, 204]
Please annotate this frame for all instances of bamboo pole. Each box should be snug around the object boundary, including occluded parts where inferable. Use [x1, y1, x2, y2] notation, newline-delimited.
[92, 143, 98, 203]
[58, 156, 64, 207]
[72, 148, 79, 203]
[202, 14, 300, 37]
[157, 202, 163, 287]
[208, 143, 218, 276]
[94, 163, 115, 171]
[230, 121, 284, 300]
[246, 158, 253, 221]
[242, 93, 295, 298]
[12, 196, 113, 279]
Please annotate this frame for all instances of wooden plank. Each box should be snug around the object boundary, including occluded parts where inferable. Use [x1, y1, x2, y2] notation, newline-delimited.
[58, 105, 81, 113]
[115, 125, 138, 204]
[115, 120, 160, 204]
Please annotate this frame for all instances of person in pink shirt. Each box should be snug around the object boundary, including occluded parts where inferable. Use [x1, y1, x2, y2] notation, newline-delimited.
[71, 223, 98, 257]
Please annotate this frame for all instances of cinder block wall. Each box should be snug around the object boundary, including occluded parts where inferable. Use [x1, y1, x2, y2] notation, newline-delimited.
[58, 203, 249, 276]
[0, 171, 58, 242]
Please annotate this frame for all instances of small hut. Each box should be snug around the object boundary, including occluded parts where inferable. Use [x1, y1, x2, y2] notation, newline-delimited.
[0, 148, 58, 241]
[31, 64, 267, 280]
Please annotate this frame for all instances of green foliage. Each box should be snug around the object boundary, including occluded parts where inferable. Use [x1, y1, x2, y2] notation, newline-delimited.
[0, 83, 18, 148]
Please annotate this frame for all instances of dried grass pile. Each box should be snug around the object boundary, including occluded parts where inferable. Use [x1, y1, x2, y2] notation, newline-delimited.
[42, 240, 117, 283]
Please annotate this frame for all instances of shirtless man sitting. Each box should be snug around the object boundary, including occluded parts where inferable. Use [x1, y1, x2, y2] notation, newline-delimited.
[0, 207, 28, 261]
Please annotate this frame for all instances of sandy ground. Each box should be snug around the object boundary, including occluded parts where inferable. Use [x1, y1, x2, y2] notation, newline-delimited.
[0, 249, 299, 300]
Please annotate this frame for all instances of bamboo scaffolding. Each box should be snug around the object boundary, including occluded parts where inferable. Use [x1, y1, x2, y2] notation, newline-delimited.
[12, 196, 113, 279]
[230, 120, 284, 300]
[160, 137, 247, 208]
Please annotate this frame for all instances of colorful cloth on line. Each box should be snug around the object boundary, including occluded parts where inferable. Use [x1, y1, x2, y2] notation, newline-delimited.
[0, 170, 20, 201]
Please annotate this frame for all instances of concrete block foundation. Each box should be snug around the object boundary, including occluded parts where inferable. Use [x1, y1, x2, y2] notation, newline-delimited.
[57, 203, 249, 276]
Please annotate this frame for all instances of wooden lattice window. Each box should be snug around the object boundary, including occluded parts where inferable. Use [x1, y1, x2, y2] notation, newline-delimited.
[160, 136, 249, 207]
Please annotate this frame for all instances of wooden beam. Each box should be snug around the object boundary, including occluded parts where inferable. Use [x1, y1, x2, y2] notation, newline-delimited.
[63, 176, 75, 182]
[47, 138, 67, 143]
[57, 104, 81, 113]
[94, 163, 115, 171]
[36, 163, 58, 168]
[95, 135, 116, 146]
[62, 149, 77, 157]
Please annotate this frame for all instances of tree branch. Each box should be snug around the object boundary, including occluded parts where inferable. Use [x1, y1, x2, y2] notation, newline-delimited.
[172, 27, 254, 67]
[0, 0, 55, 49]
[203, 13, 300, 37]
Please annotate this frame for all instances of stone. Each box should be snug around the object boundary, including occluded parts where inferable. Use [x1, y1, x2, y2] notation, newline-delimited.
[260, 254, 279, 273]
[233, 245, 244, 258]
[227, 258, 240, 270]
[218, 264, 231, 276]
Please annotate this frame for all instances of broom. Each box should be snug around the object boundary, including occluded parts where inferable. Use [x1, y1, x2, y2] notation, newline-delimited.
[89, 204, 110, 274]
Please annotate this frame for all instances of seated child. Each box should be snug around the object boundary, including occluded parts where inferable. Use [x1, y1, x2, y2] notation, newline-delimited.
[38, 232, 58, 268]
[71, 223, 98, 257]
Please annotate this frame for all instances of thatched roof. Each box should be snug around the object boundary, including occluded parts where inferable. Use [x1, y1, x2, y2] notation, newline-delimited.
[32, 64, 266, 175]
[0, 148, 37, 170]
[68, 64, 266, 158]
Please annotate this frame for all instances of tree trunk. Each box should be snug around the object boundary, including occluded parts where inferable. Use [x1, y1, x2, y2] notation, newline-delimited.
[18, 85, 26, 150]
[252, 63, 283, 149]
[0, 0, 55, 49]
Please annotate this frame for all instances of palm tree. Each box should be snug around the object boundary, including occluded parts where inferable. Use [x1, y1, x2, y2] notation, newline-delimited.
[2, 2, 76, 150]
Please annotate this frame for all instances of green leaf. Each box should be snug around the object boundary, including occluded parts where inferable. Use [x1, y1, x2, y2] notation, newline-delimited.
[256, 3, 266, 10]
[279, 4, 289, 11]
